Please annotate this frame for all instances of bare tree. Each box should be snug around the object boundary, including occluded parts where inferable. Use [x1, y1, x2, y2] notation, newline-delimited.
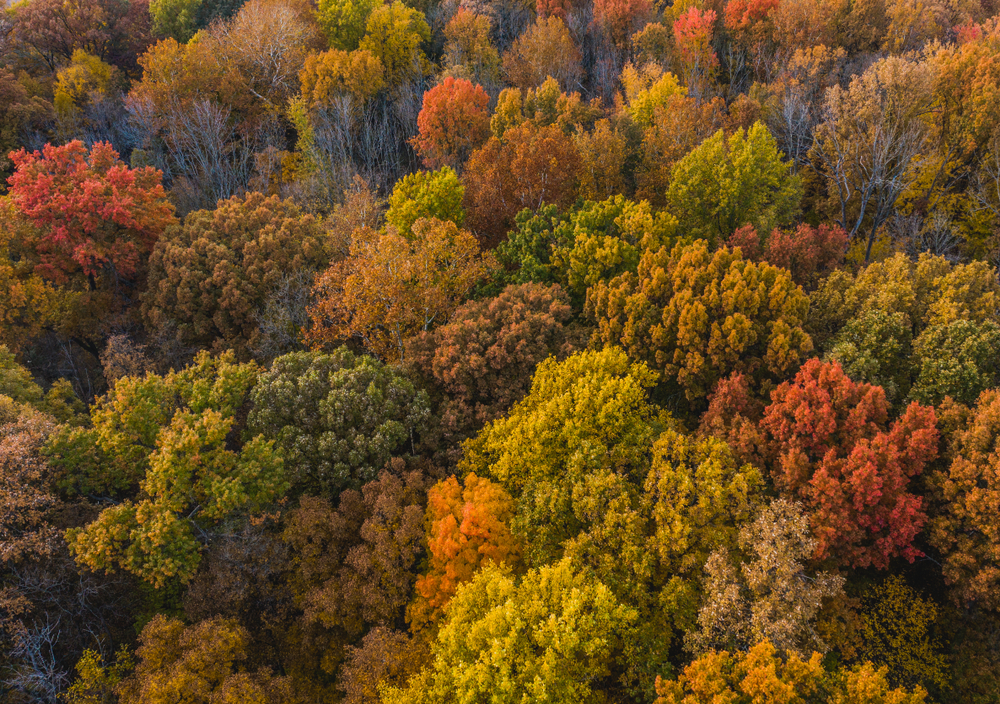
[811, 55, 936, 261]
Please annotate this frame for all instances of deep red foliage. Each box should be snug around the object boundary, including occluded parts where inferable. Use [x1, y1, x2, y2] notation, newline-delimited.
[7, 141, 175, 284]
[728, 223, 847, 285]
[760, 359, 938, 569]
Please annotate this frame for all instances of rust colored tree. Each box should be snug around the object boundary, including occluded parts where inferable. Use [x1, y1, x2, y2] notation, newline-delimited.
[761, 359, 938, 569]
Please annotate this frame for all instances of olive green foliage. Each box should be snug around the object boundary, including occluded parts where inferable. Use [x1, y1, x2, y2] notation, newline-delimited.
[908, 319, 1000, 406]
[383, 560, 638, 704]
[666, 122, 802, 246]
[496, 196, 680, 301]
[823, 253, 1000, 405]
[385, 166, 465, 235]
[143, 192, 329, 358]
[317, 0, 382, 51]
[247, 349, 430, 493]
[52, 352, 286, 587]
[0, 344, 84, 424]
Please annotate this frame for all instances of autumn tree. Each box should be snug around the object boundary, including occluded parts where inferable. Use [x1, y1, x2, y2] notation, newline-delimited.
[928, 389, 1000, 610]
[727, 223, 848, 287]
[489, 79, 602, 143]
[339, 627, 428, 704]
[405, 282, 586, 458]
[461, 346, 661, 510]
[440, 8, 500, 87]
[494, 195, 678, 300]
[299, 48, 386, 108]
[593, 0, 653, 49]
[10, 0, 153, 73]
[7, 140, 175, 290]
[672, 6, 718, 98]
[209, 0, 321, 111]
[117, 615, 293, 704]
[282, 466, 432, 668]
[385, 167, 466, 234]
[317, 0, 382, 50]
[908, 319, 1000, 406]
[463, 123, 582, 244]
[382, 560, 637, 704]
[809, 252, 1000, 350]
[501, 16, 583, 91]
[408, 473, 521, 629]
[620, 63, 686, 129]
[634, 93, 727, 206]
[0, 69, 52, 182]
[358, 1, 431, 85]
[815, 253, 1000, 404]
[811, 55, 936, 262]
[143, 192, 328, 358]
[857, 576, 948, 691]
[411, 77, 491, 171]
[306, 218, 494, 361]
[0, 207, 73, 353]
[760, 358, 938, 569]
[49, 352, 286, 587]
[247, 349, 430, 493]
[589, 240, 813, 403]
[666, 122, 802, 247]
[687, 500, 846, 657]
[655, 640, 928, 704]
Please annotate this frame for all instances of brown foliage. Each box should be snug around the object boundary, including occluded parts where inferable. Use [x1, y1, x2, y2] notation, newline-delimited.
[406, 283, 587, 459]
[501, 16, 583, 91]
[282, 464, 434, 666]
[929, 390, 1000, 610]
[463, 123, 582, 245]
[339, 627, 428, 704]
[143, 191, 328, 357]
[118, 615, 294, 704]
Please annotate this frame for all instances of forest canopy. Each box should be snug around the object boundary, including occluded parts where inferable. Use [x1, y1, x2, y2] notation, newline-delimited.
[2, 0, 1000, 702]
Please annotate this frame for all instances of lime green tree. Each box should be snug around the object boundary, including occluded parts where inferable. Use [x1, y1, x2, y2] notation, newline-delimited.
[49, 352, 286, 587]
[385, 167, 465, 234]
[666, 122, 801, 246]
[383, 560, 637, 704]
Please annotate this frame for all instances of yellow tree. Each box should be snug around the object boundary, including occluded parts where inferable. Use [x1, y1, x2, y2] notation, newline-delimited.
[589, 239, 812, 402]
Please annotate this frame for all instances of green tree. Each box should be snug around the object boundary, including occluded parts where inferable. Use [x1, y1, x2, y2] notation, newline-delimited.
[358, 1, 430, 85]
[383, 559, 638, 704]
[150, 0, 202, 41]
[317, 0, 383, 50]
[50, 352, 286, 587]
[666, 122, 801, 246]
[247, 349, 430, 493]
[385, 167, 465, 235]
[909, 319, 1000, 407]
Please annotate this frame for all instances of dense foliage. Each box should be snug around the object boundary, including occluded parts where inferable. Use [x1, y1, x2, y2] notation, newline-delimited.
[2, 0, 1000, 701]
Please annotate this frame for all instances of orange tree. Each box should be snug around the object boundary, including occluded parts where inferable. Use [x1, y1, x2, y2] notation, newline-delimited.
[411, 77, 491, 171]
[305, 218, 495, 362]
[463, 122, 582, 246]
